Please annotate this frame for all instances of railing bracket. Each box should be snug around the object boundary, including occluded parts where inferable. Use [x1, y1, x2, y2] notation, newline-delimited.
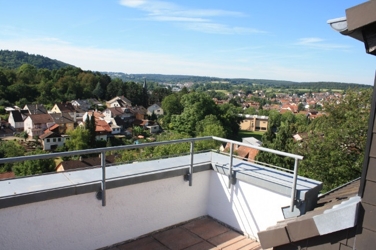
[184, 173, 190, 182]
[96, 190, 103, 201]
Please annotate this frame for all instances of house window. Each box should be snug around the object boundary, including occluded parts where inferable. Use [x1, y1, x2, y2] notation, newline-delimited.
[47, 139, 50, 143]
[53, 139, 56, 142]
[58, 138, 61, 142]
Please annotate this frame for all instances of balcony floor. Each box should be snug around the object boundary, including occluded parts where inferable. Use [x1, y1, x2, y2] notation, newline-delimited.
[102, 216, 262, 250]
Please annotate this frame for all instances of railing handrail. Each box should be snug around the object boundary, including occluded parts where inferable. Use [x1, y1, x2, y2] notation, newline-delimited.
[0, 136, 303, 212]
[212, 136, 303, 160]
[0, 136, 303, 164]
[0, 136, 213, 164]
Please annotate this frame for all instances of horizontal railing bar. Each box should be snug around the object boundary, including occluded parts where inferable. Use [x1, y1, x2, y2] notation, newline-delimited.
[212, 136, 303, 160]
[0, 136, 213, 164]
[0, 136, 302, 165]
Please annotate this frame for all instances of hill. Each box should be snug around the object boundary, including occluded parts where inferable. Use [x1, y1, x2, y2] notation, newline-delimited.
[0, 50, 73, 70]
[104, 72, 372, 91]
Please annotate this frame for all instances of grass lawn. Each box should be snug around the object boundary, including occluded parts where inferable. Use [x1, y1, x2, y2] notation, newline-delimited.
[235, 130, 264, 142]
[214, 90, 229, 94]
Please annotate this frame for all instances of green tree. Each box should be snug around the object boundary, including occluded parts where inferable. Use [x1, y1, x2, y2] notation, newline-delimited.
[0, 140, 25, 172]
[85, 114, 96, 146]
[170, 92, 219, 136]
[65, 127, 91, 151]
[161, 93, 183, 125]
[92, 81, 105, 100]
[133, 126, 144, 136]
[13, 149, 55, 176]
[297, 103, 305, 112]
[294, 88, 372, 191]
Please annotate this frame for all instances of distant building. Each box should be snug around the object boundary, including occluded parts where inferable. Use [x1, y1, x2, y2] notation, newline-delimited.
[146, 104, 164, 117]
[239, 115, 268, 131]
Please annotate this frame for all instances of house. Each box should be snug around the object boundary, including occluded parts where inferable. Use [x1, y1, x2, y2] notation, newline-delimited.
[106, 96, 132, 108]
[130, 106, 147, 120]
[281, 103, 298, 113]
[8, 110, 29, 132]
[39, 127, 67, 151]
[24, 114, 55, 138]
[82, 111, 105, 122]
[71, 98, 102, 111]
[221, 141, 259, 162]
[133, 119, 160, 134]
[94, 119, 113, 140]
[107, 118, 122, 135]
[103, 107, 133, 123]
[56, 155, 117, 172]
[81, 111, 112, 141]
[147, 104, 164, 117]
[50, 103, 78, 122]
[239, 114, 268, 131]
[23, 104, 47, 114]
[49, 113, 75, 134]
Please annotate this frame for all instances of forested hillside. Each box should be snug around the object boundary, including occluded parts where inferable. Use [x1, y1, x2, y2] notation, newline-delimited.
[0, 64, 159, 110]
[105, 72, 371, 91]
[0, 50, 72, 70]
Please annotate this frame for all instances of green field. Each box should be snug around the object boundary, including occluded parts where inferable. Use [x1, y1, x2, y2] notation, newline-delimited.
[235, 130, 264, 142]
[214, 90, 229, 94]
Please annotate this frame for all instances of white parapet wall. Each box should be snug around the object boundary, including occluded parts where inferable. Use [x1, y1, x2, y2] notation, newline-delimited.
[0, 170, 291, 250]
[0, 171, 211, 250]
[0, 151, 313, 250]
[207, 171, 290, 240]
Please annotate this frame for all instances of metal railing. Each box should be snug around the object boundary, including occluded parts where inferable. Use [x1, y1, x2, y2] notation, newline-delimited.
[0, 136, 303, 211]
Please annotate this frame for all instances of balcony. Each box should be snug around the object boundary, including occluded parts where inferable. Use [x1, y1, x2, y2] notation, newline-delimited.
[0, 137, 322, 250]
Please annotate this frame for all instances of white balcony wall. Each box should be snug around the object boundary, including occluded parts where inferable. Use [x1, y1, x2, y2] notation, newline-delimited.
[0, 169, 292, 250]
[207, 171, 289, 240]
[0, 171, 211, 250]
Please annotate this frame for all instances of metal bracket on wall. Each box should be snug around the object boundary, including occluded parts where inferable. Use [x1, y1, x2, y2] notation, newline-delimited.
[184, 173, 190, 182]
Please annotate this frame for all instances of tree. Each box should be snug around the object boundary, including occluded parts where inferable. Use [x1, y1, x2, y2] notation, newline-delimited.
[297, 103, 305, 112]
[150, 111, 157, 121]
[293, 88, 372, 191]
[170, 92, 219, 136]
[0, 140, 25, 172]
[85, 114, 96, 146]
[65, 127, 91, 151]
[13, 149, 55, 176]
[217, 103, 243, 138]
[133, 126, 144, 136]
[161, 94, 183, 124]
[150, 87, 172, 104]
[92, 81, 105, 100]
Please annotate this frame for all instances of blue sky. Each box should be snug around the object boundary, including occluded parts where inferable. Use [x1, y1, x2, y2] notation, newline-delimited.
[0, 0, 374, 84]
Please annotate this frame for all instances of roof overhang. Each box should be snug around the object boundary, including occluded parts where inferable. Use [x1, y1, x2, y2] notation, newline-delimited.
[328, 1, 376, 55]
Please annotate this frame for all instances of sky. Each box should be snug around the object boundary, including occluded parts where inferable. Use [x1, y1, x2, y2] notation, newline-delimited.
[0, 0, 375, 84]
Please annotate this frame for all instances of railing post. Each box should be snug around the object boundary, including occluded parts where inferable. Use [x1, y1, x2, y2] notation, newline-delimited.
[228, 142, 234, 189]
[189, 141, 194, 186]
[101, 151, 106, 206]
[290, 158, 299, 212]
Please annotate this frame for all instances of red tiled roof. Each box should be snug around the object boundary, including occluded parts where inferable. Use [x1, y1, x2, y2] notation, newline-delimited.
[46, 124, 59, 132]
[56, 155, 117, 171]
[0, 172, 15, 180]
[96, 120, 112, 132]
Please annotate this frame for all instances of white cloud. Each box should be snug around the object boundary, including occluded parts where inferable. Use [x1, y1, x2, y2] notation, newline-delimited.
[0, 36, 370, 84]
[119, 0, 262, 35]
[119, 0, 146, 7]
[183, 22, 263, 35]
[296, 37, 350, 50]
